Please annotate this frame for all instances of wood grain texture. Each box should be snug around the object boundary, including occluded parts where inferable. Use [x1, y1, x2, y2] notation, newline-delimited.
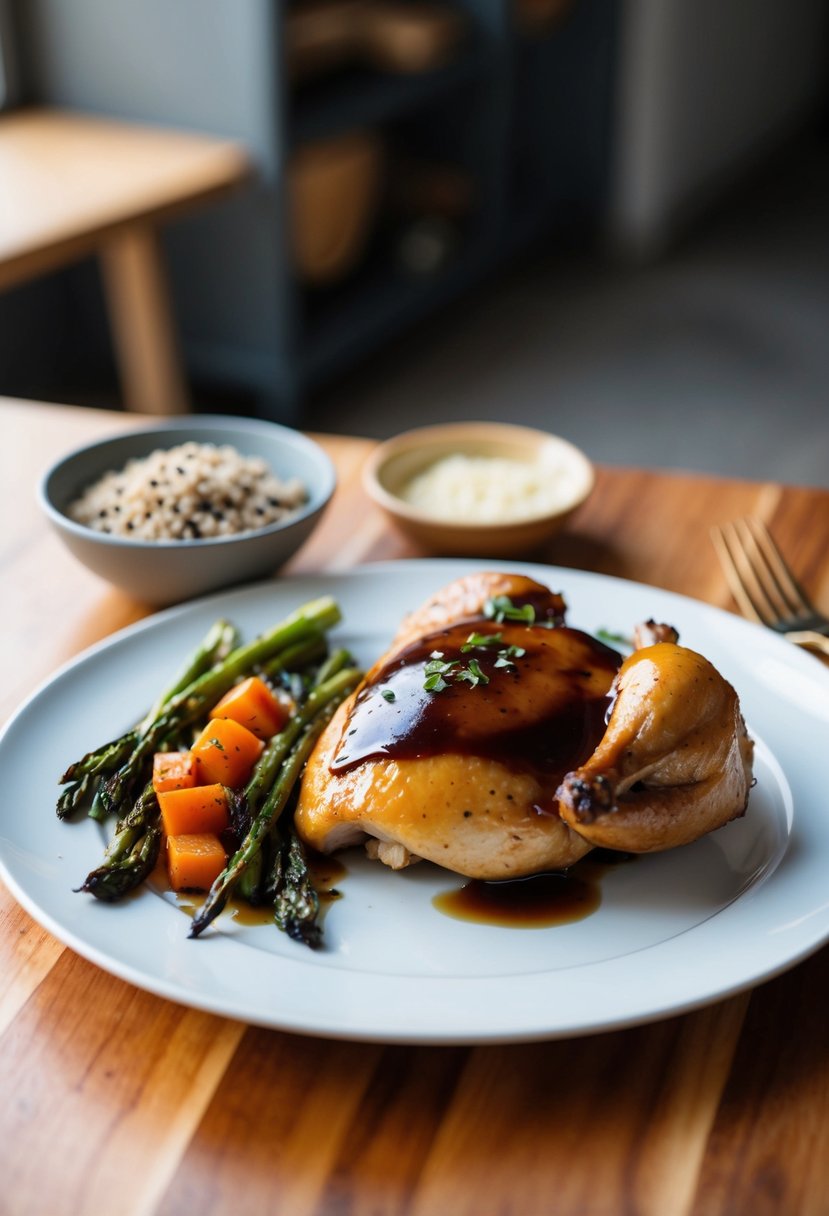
[0, 952, 244, 1216]
[691, 949, 829, 1216]
[2, 396, 829, 1216]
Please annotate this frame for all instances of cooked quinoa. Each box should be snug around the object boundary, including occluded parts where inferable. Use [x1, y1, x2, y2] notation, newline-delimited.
[68, 442, 308, 541]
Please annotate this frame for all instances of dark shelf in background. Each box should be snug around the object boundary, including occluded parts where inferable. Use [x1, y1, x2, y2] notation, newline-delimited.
[290, 44, 490, 145]
[299, 236, 487, 388]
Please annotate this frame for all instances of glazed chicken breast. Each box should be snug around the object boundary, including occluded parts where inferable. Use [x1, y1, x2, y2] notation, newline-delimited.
[294, 573, 754, 879]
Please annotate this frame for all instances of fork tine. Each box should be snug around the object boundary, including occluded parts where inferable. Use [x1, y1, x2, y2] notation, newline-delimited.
[742, 517, 814, 619]
[711, 523, 769, 624]
[713, 519, 829, 647]
[732, 519, 795, 624]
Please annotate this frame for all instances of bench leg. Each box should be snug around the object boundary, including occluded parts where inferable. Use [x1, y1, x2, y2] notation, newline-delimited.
[99, 225, 191, 414]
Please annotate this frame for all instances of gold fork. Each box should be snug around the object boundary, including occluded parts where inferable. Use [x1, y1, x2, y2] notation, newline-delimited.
[711, 518, 829, 656]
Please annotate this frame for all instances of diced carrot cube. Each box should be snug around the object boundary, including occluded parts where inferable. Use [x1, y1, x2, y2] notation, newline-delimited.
[152, 751, 197, 794]
[191, 717, 264, 788]
[158, 783, 229, 836]
[167, 833, 227, 892]
[210, 675, 288, 740]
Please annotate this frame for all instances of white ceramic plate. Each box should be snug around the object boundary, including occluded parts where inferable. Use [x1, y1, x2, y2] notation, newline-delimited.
[2, 560, 829, 1043]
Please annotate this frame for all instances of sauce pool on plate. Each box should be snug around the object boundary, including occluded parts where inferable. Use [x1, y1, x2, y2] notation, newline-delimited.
[432, 851, 635, 928]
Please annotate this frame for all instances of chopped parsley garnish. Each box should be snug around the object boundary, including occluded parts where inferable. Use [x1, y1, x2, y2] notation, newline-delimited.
[424, 672, 451, 692]
[461, 631, 504, 652]
[484, 595, 536, 624]
[459, 629, 527, 672]
[493, 644, 526, 669]
[422, 635, 526, 692]
[424, 656, 460, 677]
[456, 658, 489, 687]
[423, 654, 460, 692]
[381, 689, 396, 703]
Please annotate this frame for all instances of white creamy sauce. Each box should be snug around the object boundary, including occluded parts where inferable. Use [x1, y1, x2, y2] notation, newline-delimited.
[399, 454, 578, 523]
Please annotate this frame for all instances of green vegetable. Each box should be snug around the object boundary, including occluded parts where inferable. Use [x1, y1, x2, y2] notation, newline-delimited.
[272, 829, 322, 949]
[66, 600, 351, 924]
[75, 782, 162, 901]
[58, 618, 240, 820]
[98, 597, 341, 819]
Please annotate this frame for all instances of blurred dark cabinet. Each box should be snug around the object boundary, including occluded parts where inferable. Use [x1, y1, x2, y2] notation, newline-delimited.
[7, 0, 616, 417]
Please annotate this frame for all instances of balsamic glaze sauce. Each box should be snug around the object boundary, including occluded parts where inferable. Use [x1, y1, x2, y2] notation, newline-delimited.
[330, 619, 621, 789]
[432, 850, 635, 928]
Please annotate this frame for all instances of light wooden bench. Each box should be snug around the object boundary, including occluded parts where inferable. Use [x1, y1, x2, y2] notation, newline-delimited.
[0, 108, 251, 413]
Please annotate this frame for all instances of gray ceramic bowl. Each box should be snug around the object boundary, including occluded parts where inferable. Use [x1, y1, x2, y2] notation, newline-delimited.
[39, 415, 336, 606]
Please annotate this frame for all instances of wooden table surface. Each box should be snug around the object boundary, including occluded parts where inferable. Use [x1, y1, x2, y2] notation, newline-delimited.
[3, 396, 829, 1216]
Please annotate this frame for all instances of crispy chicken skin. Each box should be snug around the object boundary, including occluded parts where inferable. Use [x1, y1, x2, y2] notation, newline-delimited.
[295, 573, 754, 877]
[388, 571, 566, 652]
[557, 643, 754, 852]
[297, 737, 594, 877]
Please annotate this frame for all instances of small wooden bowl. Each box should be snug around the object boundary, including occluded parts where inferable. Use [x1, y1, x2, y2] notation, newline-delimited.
[363, 422, 594, 557]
